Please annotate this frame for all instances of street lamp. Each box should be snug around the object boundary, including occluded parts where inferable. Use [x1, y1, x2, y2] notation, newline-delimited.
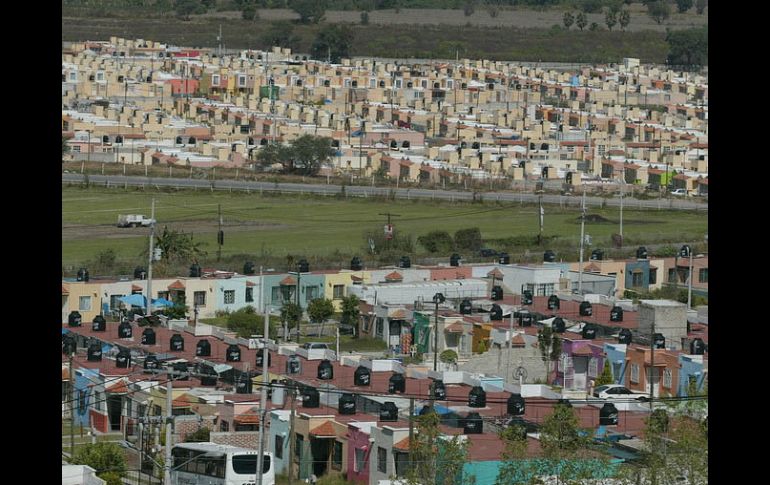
[432, 292, 446, 374]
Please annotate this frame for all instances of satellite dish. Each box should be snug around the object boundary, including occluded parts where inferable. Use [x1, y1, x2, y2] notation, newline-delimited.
[514, 367, 527, 381]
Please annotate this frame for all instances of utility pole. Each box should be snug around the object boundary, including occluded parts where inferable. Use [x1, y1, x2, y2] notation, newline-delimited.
[619, 167, 624, 243]
[147, 198, 156, 317]
[687, 250, 693, 309]
[538, 192, 544, 246]
[378, 213, 401, 251]
[69, 353, 75, 458]
[578, 187, 586, 295]
[257, 296, 270, 485]
[288, 385, 296, 485]
[164, 371, 174, 485]
[507, 311, 514, 383]
[649, 320, 655, 411]
[295, 268, 302, 345]
[217, 203, 223, 262]
[408, 397, 414, 468]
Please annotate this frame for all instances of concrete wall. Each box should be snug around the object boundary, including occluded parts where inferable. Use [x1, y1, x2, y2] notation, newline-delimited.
[638, 300, 687, 351]
[458, 338, 548, 384]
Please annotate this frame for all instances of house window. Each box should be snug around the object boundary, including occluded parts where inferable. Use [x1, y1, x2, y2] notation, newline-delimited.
[667, 269, 677, 283]
[271, 287, 282, 304]
[333, 285, 344, 299]
[395, 79, 402, 89]
[305, 286, 319, 300]
[157, 291, 169, 301]
[212, 74, 220, 86]
[224, 290, 235, 304]
[235, 423, 257, 431]
[447, 79, 454, 89]
[72, 145, 81, 152]
[194, 291, 206, 307]
[238, 75, 246, 87]
[344, 79, 351, 87]
[663, 369, 672, 388]
[632, 270, 644, 288]
[79, 296, 92, 312]
[538, 283, 555, 296]
[220, 420, 229, 432]
[376, 318, 384, 337]
[649, 268, 657, 284]
[699, 268, 708, 283]
[630, 364, 640, 383]
[377, 447, 387, 473]
[69, 72, 77, 81]
[394, 452, 409, 477]
[370, 78, 376, 88]
[588, 358, 598, 377]
[295, 434, 303, 460]
[332, 441, 343, 470]
[275, 435, 284, 459]
[245, 287, 254, 303]
[354, 447, 366, 473]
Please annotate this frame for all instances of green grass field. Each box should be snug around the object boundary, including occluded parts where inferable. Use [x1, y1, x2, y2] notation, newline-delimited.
[63, 186, 707, 274]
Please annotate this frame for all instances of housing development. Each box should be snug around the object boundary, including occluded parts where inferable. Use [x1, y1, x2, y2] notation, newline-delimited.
[62, 35, 707, 485]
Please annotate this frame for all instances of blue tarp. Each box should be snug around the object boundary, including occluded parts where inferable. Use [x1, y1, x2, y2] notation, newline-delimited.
[415, 404, 453, 416]
[62, 328, 70, 335]
[118, 295, 174, 308]
[152, 298, 174, 308]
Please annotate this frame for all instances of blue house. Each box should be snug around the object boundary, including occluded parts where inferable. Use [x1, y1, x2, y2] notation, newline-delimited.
[678, 354, 707, 396]
[268, 409, 292, 474]
[263, 273, 326, 313]
[603, 343, 629, 384]
[73, 367, 100, 427]
[624, 259, 651, 293]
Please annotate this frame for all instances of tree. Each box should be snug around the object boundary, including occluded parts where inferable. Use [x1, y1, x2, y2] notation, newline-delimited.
[537, 325, 561, 382]
[580, 0, 603, 13]
[454, 227, 483, 252]
[695, 0, 706, 14]
[62, 135, 71, 160]
[595, 360, 614, 386]
[307, 298, 335, 335]
[647, 1, 671, 24]
[619, 8, 631, 31]
[71, 442, 127, 482]
[486, 0, 501, 18]
[290, 134, 336, 175]
[260, 21, 299, 49]
[463, 0, 477, 17]
[405, 411, 475, 485]
[417, 230, 455, 253]
[495, 424, 531, 485]
[676, 0, 694, 13]
[439, 349, 458, 364]
[311, 24, 354, 63]
[666, 27, 708, 67]
[174, 0, 202, 20]
[563, 11, 574, 29]
[605, 9, 617, 31]
[256, 142, 292, 171]
[340, 295, 361, 336]
[153, 226, 207, 264]
[589, 21, 600, 31]
[162, 302, 189, 320]
[242, 4, 257, 20]
[289, 0, 326, 24]
[228, 306, 278, 339]
[185, 426, 210, 442]
[576, 11, 588, 30]
[539, 403, 595, 481]
[280, 301, 302, 336]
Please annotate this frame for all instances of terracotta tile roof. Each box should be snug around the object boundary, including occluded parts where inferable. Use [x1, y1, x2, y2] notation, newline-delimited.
[172, 395, 193, 408]
[445, 322, 465, 333]
[106, 380, 129, 394]
[385, 271, 403, 282]
[394, 437, 410, 451]
[487, 268, 504, 279]
[310, 421, 336, 438]
[234, 408, 261, 424]
[280, 276, 297, 286]
[131, 284, 143, 292]
[246, 281, 256, 287]
[168, 280, 186, 290]
[62, 285, 69, 296]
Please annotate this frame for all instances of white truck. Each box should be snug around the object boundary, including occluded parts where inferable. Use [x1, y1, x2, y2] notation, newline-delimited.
[117, 214, 155, 228]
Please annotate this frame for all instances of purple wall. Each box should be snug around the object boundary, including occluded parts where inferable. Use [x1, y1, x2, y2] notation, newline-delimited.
[346, 423, 373, 483]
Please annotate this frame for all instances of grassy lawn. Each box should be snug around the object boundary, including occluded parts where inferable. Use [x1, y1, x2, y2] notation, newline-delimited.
[62, 186, 707, 271]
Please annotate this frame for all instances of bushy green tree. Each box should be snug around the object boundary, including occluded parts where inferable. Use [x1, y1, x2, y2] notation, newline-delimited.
[340, 295, 361, 336]
[454, 227, 483, 252]
[311, 24, 354, 63]
[289, 0, 326, 24]
[595, 360, 614, 386]
[290, 134, 336, 175]
[537, 325, 561, 381]
[440, 349, 458, 364]
[280, 301, 302, 332]
[71, 442, 127, 482]
[619, 8, 631, 31]
[307, 297, 335, 323]
[563, 11, 574, 29]
[605, 9, 617, 30]
[676, 0, 694, 13]
[580, 0, 603, 13]
[260, 21, 299, 49]
[154, 226, 207, 264]
[418, 230, 455, 253]
[695, 0, 706, 14]
[405, 411, 475, 485]
[174, 0, 203, 20]
[647, 1, 671, 24]
[495, 424, 530, 485]
[576, 11, 588, 30]
[666, 27, 708, 67]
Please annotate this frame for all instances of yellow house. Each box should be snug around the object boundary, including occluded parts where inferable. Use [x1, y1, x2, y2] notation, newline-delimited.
[569, 259, 627, 298]
[64, 281, 105, 323]
[323, 270, 371, 312]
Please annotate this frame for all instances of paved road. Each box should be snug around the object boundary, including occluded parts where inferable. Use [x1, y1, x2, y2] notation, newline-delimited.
[62, 173, 708, 212]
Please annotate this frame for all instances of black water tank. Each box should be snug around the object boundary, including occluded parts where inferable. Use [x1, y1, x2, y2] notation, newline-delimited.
[653, 333, 666, 349]
[116, 349, 131, 368]
[679, 245, 691, 258]
[318, 359, 334, 380]
[464, 412, 483, 434]
[199, 365, 217, 386]
[196, 339, 211, 357]
[590, 249, 604, 261]
[243, 262, 256, 275]
[350, 256, 363, 271]
[618, 328, 632, 344]
[339, 393, 357, 415]
[582, 323, 597, 339]
[636, 247, 648, 259]
[92, 315, 106, 332]
[287, 355, 301, 374]
[557, 398, 572, 408]
[143, 355, 159, 371]
[256, 348, 271, 368]
[173, 362, 189, 381]
[354, 365, 370, 386]
[522, 290, 533, 305]
[499, 253, 510, 265]
[468, 386, 487, 408]
[507, 393, 525, 415]
[118, 321, 133, 338]
[170, 333, 185, 351]
[399, 256, 411, 269]
[544, 250, 556, 263]
[68, 311, 82, 327]
[141, 328, 156, 345]
[490, 304, 503, 321]
[87, 342, 102, 361]
[226, 344, 241, 362]
[552, 317, 566, 333]
[388, 373, 406, 394]
[459, 299, 472, 315]
[134, 267, 147, 279]
[302, 387, 320, 408]
[518, 311, 532, 327]
[62, 334, 77, 355]
[690, 338, 705, 355]
[548, 295, 560, 310]
[450, 253, 461, 267]
[236, 374, 253, 394]
[77, 268, 90, 282]
[189, 263, 201, 277]
[379, 401, 398, 421]
[298, 259, 310, 273]
[610, 306, 624, 322]
[491, 286, 503, 300]
[600, 402, 619, 425]
[432, 380, 447, 400]
[579, 301, 593, 316]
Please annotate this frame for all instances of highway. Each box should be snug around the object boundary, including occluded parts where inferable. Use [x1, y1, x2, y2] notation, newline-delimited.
[62, 173, 708, 212]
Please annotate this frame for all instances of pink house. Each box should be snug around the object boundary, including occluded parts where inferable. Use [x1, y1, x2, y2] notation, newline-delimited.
[346, 421, 376, 483]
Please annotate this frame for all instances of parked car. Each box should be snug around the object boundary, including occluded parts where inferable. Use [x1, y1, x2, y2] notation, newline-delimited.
[479, 248, 498, 257]
[301, 342, 329, 350]
[593, 384, 649, 401]
[670, 188, 688, 197]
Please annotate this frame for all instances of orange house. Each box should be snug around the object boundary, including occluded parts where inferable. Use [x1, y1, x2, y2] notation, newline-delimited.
[624, 346, 680, 398]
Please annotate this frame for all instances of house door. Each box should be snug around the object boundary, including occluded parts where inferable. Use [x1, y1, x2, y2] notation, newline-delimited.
[648, 368, 660, 397]
[107, 395, 122, 431]
[389, 320, 403, 349]
[572, 357, 588, 391]
[310, 438, 330, 477]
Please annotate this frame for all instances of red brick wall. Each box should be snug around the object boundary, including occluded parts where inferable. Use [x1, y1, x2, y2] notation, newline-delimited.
[90, 410, 108, 433]
[210, 431, 261, 449]
[175, 416, 218, 442]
